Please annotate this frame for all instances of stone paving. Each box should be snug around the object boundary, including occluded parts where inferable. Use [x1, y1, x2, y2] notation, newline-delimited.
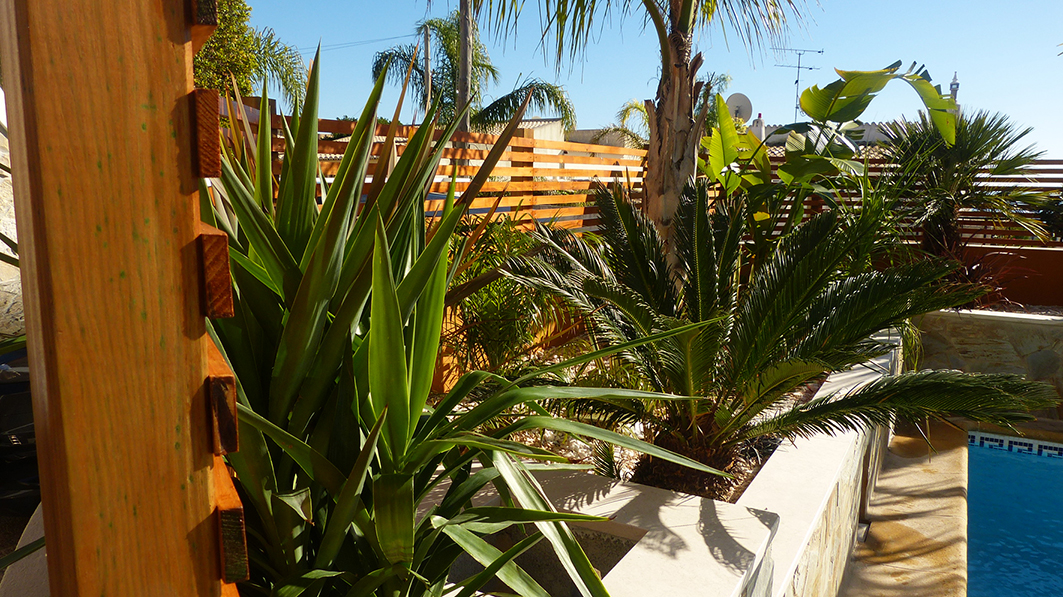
[838, 420, 967, 597]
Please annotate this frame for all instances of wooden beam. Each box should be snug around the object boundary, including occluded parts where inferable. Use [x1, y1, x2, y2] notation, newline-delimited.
[212, 456, 248, 583]
[0, 0, 228, 594]
[198, 221, 234, 318]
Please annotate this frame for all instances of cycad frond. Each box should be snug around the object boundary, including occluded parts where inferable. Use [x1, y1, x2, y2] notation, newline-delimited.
[736, 370, 1059, 445]
[594, 184, 679, 317]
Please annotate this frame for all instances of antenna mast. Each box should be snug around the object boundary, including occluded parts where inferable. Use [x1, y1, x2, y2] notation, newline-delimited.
[773, 47, 824, 122]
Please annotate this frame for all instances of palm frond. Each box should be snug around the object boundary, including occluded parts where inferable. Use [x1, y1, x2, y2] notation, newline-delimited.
[590, 124, 647, 149]
[881, 109, 1051, 251]
[252, 27, 306, 111]
[736, 370, 1059, 445]
[472, 78, 577, 131]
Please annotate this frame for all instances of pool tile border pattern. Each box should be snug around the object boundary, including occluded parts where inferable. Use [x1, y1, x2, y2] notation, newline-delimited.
[968, 431, 1063, 458]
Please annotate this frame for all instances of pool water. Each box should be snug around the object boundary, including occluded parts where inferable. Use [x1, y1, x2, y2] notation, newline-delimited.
[968, 443, 1063, 597]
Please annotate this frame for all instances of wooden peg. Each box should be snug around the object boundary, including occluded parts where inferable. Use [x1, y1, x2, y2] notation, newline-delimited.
[197, 221, 234, 318]
[192, 89, 221, 178]
[190, 0, 218, 55]
[212, 455, 248, 583]
[207, 339, 238, 455]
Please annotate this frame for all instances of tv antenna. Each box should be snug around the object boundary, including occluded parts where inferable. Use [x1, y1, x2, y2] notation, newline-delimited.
[773, 47, 824, 122]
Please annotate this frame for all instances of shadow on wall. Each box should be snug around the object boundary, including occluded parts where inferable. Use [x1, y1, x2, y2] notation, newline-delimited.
[918, 310, 1063, 420]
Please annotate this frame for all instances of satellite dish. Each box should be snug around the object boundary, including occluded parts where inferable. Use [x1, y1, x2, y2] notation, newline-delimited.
[725, 93, 753, 122]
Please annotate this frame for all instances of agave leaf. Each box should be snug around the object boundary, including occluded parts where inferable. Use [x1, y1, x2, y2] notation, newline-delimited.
[237, 402, 346, 497]
[315, 409, 386, 569]
[369, 215, 411, 458]
[220, 151, 301, 302]
[229, 248, 283, 299]
[342, 566, 405, 597]
[440, 523, 550, 597]
[254, 83, 276, 219]
[366, 53, 417, 207]
[439, 507, 607, 533]
[374, 473, 415, 564]
[275, 570, 354, 597]
[496, 412, 727, 477]
[303, 68, 388, 273]
[0, 537, 44, 571]
[491, 453, 608, 597]
[276, 45, 321, 263]
[450, 531, 545, 597]
[416, 370, 509, 443]
[457, 92, 531, 205]
[405, 434, 568, 469]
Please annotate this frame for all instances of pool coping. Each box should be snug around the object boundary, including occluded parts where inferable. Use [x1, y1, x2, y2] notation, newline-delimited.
[838, 420, 968, 597]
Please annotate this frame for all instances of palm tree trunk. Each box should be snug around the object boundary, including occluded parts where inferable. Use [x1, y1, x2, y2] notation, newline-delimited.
[644, 28, 705, 262]
[922, 204, 962, 258]
[457, 0, 473, 132]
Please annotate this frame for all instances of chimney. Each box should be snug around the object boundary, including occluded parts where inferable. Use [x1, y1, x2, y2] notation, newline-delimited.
[751, 112, 765, 141]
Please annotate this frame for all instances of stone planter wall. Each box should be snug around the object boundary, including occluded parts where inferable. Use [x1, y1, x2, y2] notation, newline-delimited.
[737, 350, 897, 597]
[0, 149, 23, 338]
[917, 309, 1063, 419]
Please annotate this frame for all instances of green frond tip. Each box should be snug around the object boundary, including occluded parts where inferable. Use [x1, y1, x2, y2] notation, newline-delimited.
[739, 370, 1059, 444]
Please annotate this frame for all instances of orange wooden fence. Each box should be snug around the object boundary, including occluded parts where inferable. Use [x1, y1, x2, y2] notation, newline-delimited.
[249, 114, 647, 231]
[231, 108, 1062, 246]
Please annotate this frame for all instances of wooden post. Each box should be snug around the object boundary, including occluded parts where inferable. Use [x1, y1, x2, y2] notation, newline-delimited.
[510, 130, 536, 227]
[0, 0, 235, 595]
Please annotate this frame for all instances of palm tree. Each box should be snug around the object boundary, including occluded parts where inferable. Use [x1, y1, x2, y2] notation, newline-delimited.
[880, 109, 1050, 257]
[593, 72, 730, 148]
[592, 100, 651, 148]
[480, 0, 802, 244]
[193, 0, 306, 110]
[507, 181, 1056, 495]
[372, 10, 576, 131]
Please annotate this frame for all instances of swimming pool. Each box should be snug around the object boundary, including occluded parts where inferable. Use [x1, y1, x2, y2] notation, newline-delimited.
[968, 432, 1063, 597]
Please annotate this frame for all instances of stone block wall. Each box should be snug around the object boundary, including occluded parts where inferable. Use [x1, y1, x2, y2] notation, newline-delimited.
[738, 352, 894, 597]
[917, 310, 1063, 419]
[0, 148, 23, 338]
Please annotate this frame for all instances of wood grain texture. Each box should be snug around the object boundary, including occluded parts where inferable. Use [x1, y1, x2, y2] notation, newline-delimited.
[198, 221, 234, 318]
[207, 339, 238, 455]
[212, 455, 249, 583]
[194, 88, 222, 177]
[190, 0, 217, 54]
[0, 0, 224, 594]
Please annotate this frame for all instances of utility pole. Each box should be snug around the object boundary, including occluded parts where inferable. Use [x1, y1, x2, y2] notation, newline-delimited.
[457, 0, 472, 132]
[773, 48, 823, 122]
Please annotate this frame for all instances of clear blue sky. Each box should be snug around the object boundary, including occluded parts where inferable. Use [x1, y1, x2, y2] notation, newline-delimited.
[250, 1, 1063, 156]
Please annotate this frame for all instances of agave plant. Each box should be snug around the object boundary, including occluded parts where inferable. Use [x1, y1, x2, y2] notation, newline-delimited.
[506, 179, 1058, 495]
[207, 55, 721, 597]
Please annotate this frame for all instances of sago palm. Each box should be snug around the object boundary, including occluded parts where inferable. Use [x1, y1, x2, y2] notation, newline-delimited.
[507, 180, 1057, 495]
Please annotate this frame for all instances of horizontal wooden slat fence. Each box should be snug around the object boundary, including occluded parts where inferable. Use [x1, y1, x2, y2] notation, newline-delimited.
[229, 108, 1061, 246]
[244, 114, 647, 231]
[763, 157, 1063, 248]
